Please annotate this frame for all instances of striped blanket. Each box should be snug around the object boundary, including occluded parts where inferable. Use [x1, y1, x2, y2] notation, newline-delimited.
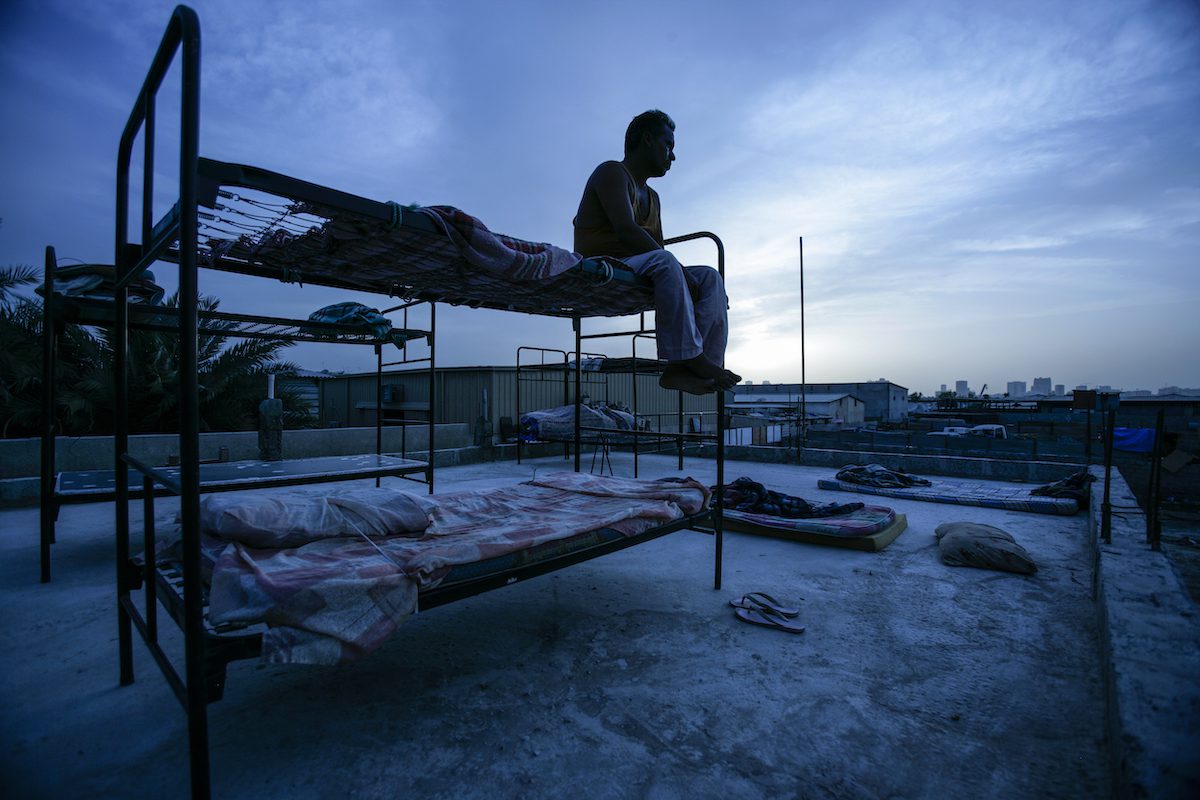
[416, 206, 583, 281]
[203, 472, 708, 664]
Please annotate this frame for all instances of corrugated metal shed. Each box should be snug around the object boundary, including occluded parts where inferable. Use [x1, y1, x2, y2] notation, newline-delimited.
[319, 365, 724, 438]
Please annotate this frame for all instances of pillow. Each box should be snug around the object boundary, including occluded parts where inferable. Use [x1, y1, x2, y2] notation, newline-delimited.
[200, 487, 435, 549]
[934, 521, 1037, 575]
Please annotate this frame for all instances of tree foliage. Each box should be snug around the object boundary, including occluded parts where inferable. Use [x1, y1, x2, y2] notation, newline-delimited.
[0, 265, 316, 438]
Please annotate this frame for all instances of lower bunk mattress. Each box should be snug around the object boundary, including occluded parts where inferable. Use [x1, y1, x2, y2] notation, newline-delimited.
[172, 471, 710, 665]
[816, 477, 1079, 516]
[713, 505, 907, 551]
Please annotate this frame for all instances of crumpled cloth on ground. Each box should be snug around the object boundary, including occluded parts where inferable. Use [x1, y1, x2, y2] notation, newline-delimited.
[715, 476, 864, 518]
[1031, 471, 1095, 508]
[835, 464, 932, 488]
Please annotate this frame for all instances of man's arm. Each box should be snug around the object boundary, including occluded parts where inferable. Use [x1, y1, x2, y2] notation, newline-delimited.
[590, 162, 663, 255]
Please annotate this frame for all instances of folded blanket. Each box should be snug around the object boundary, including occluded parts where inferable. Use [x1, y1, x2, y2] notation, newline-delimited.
[308, 301, 408, 348]
[835, 464, 932, 488]
[416, 206, 584, 281]
[715, 476, 863, 518]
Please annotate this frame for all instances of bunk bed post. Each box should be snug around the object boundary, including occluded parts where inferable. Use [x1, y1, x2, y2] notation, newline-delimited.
[677, 390, 684, 471]
[173, 12, 214, 798]
[40, 247, 57, 583]
[515, 347, 523, 464]
[375, 343, 383, 487]
[114, 119, 134, 691]
[573, 317, 582, 473]
[428, 303, 436, 493]
[714, 240, 726, 590]
[632, 340, 640, 479]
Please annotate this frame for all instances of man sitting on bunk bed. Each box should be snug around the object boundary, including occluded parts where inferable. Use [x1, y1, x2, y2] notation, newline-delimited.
[573, 109, 741, 396]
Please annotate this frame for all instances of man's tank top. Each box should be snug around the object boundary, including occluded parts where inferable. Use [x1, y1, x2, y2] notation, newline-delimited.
[572, 161, 664, 258]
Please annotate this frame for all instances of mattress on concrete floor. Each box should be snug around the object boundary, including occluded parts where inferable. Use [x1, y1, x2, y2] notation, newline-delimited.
[816, 478, 1079, 516]
[713, 504, 907, 551]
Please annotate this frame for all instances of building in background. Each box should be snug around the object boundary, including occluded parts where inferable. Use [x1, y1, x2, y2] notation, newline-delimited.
[728, 391, 865, 427]
[730, 381, 908, 423]
[1007, 381, 1027, 397]
[1032, 377, 1052, 395]
[1054, 384, 1065, 396]
[955, 380, 969, 398]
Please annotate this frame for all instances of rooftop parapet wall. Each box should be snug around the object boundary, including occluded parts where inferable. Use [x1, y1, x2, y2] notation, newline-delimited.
[1088, 465, 1200, 800]
[0, 424, 471, 480]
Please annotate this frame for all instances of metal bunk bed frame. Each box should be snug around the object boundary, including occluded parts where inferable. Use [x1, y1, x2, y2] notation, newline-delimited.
[111, 7, 726, 797]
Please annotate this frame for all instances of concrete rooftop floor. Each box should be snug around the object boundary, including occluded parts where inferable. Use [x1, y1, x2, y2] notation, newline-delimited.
[0, 452, 1181, 798]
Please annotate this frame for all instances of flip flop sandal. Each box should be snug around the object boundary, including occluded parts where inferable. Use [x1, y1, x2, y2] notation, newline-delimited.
[733, 606, 806, 634]
[729, 591, 800, 618]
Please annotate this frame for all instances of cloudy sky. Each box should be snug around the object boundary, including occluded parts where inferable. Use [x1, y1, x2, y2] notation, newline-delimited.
[1, 0, 1197, 395]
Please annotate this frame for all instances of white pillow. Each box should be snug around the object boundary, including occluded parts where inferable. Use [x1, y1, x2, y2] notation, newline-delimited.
[200, 487, 434, 548]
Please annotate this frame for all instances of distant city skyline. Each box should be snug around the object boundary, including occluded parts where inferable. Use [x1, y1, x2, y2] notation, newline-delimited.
[935, 376, 1200, 399]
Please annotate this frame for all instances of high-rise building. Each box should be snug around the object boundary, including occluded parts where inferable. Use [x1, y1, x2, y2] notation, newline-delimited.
[1006, 381, 1027, 397]
[940, 384, 947, 394]
[955, 380, 969, 398]
[1054, 384, 1065, 396]
[1032, 377, 1051, 395]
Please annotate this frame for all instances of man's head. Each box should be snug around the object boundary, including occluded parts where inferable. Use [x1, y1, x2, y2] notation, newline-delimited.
[624, 109, 676, 177]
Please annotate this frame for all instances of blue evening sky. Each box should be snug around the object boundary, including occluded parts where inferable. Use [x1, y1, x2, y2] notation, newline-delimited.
[1, 0, 1197, 395]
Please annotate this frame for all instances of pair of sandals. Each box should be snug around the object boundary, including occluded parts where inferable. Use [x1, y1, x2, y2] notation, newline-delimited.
[730, 592, 805, 634]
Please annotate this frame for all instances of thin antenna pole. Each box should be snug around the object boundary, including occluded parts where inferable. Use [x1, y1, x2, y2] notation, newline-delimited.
[800, 236, 807, 449]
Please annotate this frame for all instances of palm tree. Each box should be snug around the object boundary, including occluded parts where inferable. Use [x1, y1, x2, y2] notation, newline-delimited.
[88, 292, 315, 434]
[0, 264, 52, 436]
[0, 268, 314, 437]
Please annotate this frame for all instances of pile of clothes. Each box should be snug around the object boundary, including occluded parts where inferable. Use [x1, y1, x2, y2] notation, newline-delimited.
[1031, 471, 1095, 508]
[715, 476, 863, 519]
[834, 463, 932, 489]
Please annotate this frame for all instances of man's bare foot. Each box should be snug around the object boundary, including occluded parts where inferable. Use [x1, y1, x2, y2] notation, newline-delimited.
[681, 355, 740, 390]
[660, 364, 716, 395]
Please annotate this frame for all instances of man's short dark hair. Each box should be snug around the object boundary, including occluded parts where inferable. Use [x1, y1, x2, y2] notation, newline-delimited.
[624, 109, 675, 157]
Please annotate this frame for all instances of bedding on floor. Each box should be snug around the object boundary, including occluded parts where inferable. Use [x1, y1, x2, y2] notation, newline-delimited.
[818, 474, 1079, 516]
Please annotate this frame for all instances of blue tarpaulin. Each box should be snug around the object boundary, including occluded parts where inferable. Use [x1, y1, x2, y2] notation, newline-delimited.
[1112, 427, 1155, 453]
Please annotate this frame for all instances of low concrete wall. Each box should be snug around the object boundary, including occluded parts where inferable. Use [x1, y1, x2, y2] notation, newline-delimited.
[0, 425, 472, 479]
[1088, 466, 1200, 799]
[0, 425, 472, 507]
[797, 447, 1083, 482]
[695, 444, 1083, 483]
